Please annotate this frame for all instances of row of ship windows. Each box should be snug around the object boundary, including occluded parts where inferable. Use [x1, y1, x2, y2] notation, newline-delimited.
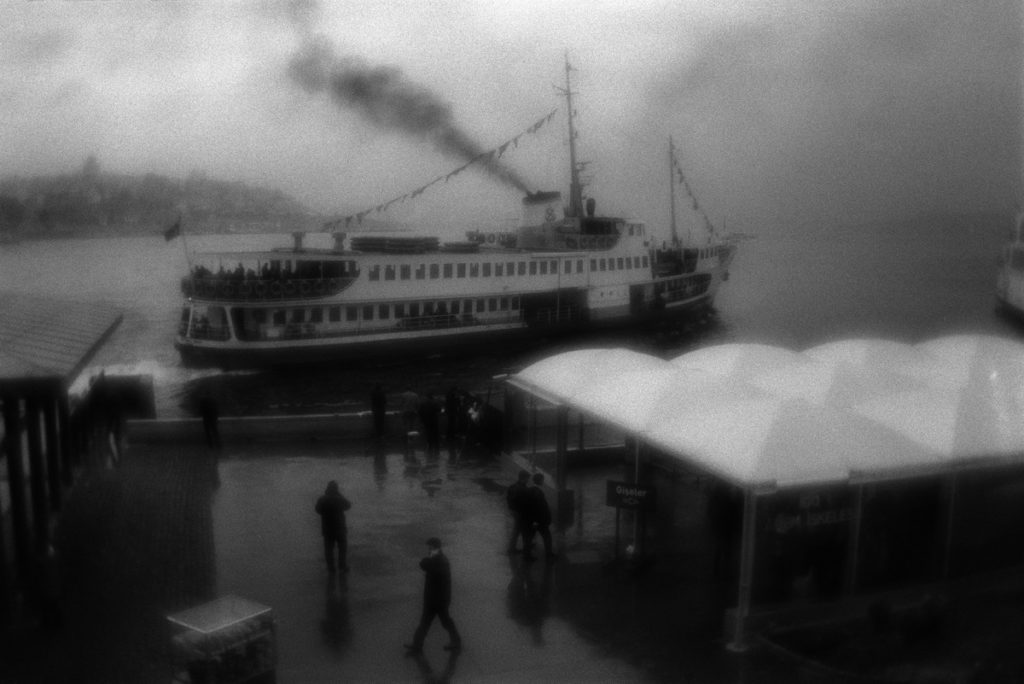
[368, 255, 651, 281]
[248, 296, 522, 325]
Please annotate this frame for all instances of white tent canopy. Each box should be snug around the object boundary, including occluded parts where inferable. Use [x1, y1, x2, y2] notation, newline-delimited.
[509, 334, 1024, 490]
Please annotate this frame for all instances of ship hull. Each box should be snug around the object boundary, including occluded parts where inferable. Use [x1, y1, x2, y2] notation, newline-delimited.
[175, 292, 716, 369]
[997, 213, 1024, 322]
[996, 291, 1024, 322]
[172, 191, 736, 370]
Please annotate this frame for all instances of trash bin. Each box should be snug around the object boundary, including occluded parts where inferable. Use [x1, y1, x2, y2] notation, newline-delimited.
[167, 595, 276, 683]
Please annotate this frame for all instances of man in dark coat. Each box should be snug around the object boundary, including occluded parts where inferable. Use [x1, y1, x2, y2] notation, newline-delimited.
[506, 470, 531, 554]
[524, 473, 555, 561]
[419, 394, 441, 456]
[445, 386, 461, 441]
[405, 537, 462, 653]
[400, 387, 419, 436]
[198, 390, 221, 449]
[370, 383, 387, 438]
[315, 481, 352, 573]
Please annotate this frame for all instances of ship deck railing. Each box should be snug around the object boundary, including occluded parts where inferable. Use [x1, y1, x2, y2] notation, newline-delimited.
[531, 304, 583, 325]
[183, 323, 231, 341]
[228, 311, 524, 343]
[659, 274, 712, 304]
[181, 275, 358, 301]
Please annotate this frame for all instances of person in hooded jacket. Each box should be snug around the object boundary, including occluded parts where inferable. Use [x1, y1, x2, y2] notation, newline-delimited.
[316, 480, 352, 573]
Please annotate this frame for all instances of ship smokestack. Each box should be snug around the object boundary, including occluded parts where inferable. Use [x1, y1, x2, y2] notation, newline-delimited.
[522, 190, 562, 227]
[586, 197, 596, 217]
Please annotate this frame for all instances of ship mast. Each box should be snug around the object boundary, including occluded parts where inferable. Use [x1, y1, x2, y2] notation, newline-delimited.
[669, 136, 679, 246]
[563, 55, 584, 218]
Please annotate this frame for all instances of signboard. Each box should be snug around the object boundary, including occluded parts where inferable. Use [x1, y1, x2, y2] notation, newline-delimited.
[606, 481, 657, 511]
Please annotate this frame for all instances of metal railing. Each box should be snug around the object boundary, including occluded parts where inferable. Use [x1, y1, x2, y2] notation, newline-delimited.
[531, 305, 582, 325]
[181, 276, 358, 301]
[239, 310, 523, 342]
[187, 322, 231, 341]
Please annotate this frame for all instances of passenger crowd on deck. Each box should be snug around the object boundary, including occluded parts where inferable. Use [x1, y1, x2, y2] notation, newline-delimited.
[189, 259, 353, 285]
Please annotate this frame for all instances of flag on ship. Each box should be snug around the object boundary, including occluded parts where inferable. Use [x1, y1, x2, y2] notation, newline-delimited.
[320, 108, 558, 231]
[670, 140, 718, 239]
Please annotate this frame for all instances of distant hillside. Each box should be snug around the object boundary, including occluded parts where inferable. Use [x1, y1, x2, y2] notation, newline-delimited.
[0, 156, 323, 239]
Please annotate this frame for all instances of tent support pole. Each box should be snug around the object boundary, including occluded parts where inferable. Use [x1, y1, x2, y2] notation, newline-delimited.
[555, 406, 568, 491]
[615, 507, 621, 561]
[554, 406, 571, 529]
[728, 487, 757, 652]
[844, 484, 864, 594]
[633, 438, 641, 555]
[942, 472, 957, 578]
[577, 412, 584, 455]
[530, 394, 537, 465]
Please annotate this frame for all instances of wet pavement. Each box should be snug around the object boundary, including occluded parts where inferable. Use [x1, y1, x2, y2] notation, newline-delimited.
[0, 431, 797, 683]
[10, 429, 1023, 683]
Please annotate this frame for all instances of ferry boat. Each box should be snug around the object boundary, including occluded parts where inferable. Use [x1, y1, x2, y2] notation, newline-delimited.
[174, 68, 737, 368]
[997, 211, 1024, 319]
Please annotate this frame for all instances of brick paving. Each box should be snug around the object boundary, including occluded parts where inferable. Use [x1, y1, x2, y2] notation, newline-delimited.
[1, 445, 218, 683]
[0, 438, 690, 683]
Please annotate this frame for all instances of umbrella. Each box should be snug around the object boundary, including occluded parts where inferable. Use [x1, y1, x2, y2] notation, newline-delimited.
[569, 366, 720, 433]
[642, 393, 936, 489]
[671, 343, 806, 377]
[513, 348, 669, 404]
[852, 388, 961, 462]
[802, 338, 938, 407]
[672, 342, 843, 403]
[854, 380, 1024, 461]
[916, 334, 1024, 391]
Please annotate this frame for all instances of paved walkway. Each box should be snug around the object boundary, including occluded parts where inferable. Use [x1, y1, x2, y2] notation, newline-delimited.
[10, 430, 1020, 682]
[0, 433, 792, 683]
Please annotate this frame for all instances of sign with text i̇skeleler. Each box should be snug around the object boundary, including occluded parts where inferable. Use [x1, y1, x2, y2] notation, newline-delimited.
[606, 481, 657, 511]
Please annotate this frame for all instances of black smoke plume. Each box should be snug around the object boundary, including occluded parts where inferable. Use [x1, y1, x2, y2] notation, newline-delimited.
[289, 38, 532, 193]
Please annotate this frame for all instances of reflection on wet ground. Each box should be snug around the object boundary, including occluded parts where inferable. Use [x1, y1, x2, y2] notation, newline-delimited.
[206, 438, 793, 682]
[0, 435, 800, 682]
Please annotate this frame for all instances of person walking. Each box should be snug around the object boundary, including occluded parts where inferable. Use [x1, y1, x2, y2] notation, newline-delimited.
[400, 386, 419, 437]
[405, 537, 462, 654]
[419, 393, 441, 456]
[506, 470, 531, 554]
[370, 383, 387, 438]
[445, 386, 461, 441]
[315, 481, 352, 574]
[525, 473, 555, 561]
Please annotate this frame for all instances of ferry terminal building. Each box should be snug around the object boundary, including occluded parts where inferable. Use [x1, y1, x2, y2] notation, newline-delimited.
[0, 293, 125, 619]
[503, 335, 1024, 650]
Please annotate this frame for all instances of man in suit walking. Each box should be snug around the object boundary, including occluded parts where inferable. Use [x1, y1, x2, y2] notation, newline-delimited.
[405, 537, 462, 654]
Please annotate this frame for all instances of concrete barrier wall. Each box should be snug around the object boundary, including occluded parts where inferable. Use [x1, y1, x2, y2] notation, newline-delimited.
[127, 411, 390, 445]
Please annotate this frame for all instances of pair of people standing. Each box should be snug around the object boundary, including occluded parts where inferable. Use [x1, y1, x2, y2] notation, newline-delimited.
[507, 470, 555, 560]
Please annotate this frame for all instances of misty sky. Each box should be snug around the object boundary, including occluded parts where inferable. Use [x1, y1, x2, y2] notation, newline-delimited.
[1, 0, 1019, 240]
